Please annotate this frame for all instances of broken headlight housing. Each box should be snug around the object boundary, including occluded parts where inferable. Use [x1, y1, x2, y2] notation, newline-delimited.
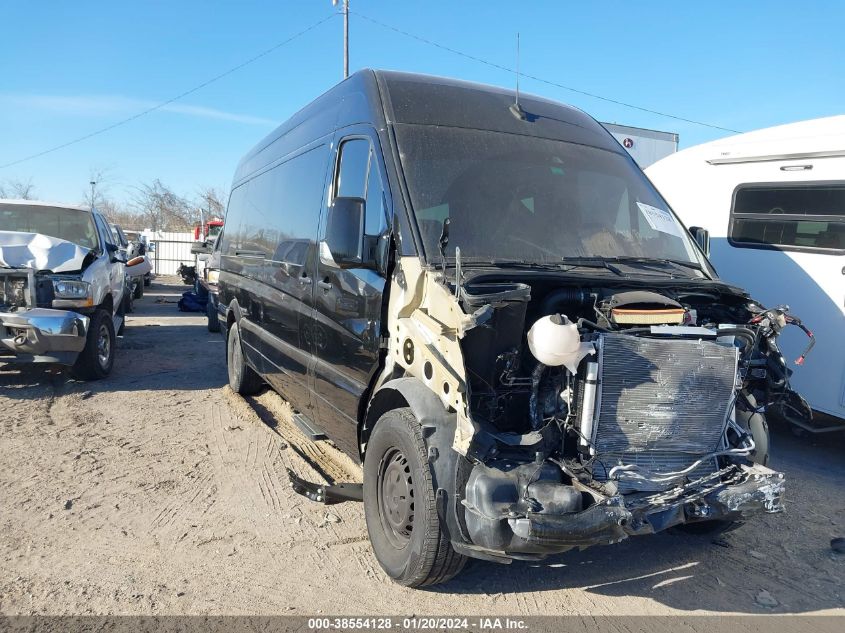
[2, 277, 28, 309]
[52, 279, 91, 300]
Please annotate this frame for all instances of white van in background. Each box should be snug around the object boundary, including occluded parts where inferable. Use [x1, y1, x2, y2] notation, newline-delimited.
[647, 116, 845, 429]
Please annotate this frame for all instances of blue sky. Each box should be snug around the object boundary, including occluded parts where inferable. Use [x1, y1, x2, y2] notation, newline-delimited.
[1, 1, 842, 207]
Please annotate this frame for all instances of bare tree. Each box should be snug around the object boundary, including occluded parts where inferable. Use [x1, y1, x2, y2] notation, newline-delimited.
[99, 198, 146, 229]
[132, 180, 194, 232]
[196, 186, 227, 220]
[0, 178, 36, 200]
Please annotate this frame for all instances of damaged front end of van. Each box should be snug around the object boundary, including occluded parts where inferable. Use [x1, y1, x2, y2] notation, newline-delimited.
[369, 252, 800, 562]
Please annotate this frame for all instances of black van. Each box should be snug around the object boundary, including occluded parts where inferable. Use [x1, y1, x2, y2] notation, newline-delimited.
[219, 70, 801, 587]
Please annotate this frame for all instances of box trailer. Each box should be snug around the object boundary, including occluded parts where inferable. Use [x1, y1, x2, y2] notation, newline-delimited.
[603, 123, 678, 169]
[647, 116, 845, 429]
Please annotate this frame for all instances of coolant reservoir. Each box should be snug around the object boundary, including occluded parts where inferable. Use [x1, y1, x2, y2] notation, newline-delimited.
[527, 314, 595, 373]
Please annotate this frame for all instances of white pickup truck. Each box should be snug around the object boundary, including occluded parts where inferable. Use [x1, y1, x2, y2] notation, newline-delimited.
[0, 199, 149, 379]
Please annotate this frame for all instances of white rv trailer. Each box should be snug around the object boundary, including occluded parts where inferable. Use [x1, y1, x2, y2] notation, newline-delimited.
[647, 116, 845, 428]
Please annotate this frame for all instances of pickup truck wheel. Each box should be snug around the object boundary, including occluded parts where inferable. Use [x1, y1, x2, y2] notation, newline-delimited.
[122, 287, 133, 318]
[133, 280, 144, 299]
[143, 275, 151, 287]
[227, 321, 262, 395]
[363, 408, 466, 587]
[207, 299, 220, 332]
[71, 309, 115, 380]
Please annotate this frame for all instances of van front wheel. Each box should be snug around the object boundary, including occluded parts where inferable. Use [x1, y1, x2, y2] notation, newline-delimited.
[363, 408, 466, 587]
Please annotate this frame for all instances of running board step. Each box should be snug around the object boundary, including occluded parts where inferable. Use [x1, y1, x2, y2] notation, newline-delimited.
[291, 412, 327, 441]
[286, 468, 363, 504]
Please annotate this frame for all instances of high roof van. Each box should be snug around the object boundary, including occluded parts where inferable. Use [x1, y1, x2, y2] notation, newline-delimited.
[218, 70, 801, 586]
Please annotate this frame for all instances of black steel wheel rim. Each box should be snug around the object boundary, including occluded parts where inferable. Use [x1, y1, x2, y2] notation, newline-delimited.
[377, 447, 415, 549]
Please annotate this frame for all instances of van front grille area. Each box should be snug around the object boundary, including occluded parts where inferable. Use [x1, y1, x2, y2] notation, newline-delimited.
[591, 334, 739, 493]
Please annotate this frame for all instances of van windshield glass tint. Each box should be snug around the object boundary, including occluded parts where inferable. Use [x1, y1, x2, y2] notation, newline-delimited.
[0, 205, 99, 250]
[394, 125, 699, 265]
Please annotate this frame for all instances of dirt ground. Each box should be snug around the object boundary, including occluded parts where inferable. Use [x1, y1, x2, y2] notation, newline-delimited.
[0, 277, 843, 616]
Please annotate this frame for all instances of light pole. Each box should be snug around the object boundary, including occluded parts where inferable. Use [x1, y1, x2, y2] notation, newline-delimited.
[332, 0, 349, 78]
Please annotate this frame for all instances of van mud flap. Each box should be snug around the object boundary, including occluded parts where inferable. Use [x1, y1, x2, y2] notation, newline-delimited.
[285, 468, 363, 505]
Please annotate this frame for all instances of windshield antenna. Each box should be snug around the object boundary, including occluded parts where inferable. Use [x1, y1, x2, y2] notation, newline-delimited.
[437, 217, 450, 272]
[509, 32, 527, 121]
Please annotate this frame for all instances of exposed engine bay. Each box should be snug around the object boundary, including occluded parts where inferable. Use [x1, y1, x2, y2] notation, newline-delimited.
[382, 257, 814, 559]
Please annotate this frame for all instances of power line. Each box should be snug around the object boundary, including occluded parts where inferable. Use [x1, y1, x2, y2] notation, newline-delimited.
[0, 13, 338, 170]
[351, 10, 742, 135]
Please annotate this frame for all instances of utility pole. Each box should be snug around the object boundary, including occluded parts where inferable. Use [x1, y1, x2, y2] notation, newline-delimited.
[333, 0, 349, 78]
[89, 181, 96, 212]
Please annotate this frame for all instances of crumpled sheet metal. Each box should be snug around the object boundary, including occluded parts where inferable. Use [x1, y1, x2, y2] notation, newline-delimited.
[0, 231, 91, 273]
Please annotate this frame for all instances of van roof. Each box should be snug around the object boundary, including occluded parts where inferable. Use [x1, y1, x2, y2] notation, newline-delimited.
[233, 69, 623, 184]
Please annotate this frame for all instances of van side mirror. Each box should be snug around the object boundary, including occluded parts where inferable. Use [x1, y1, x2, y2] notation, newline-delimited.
[689, 226, 710, 257]
[323, 197, 373, 269]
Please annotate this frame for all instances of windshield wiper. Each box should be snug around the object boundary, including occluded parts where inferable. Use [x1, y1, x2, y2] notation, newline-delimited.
[559, 257, 626, 276]
[611, 256, 710, 279]
[453, 258, 625, 276]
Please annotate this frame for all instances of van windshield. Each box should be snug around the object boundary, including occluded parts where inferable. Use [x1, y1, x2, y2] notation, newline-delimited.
[396, 124, 701, 269]
[0, 205, 99, 250]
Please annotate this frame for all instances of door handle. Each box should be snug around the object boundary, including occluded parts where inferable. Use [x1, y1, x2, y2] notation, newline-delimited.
[317, 279, 333, 291]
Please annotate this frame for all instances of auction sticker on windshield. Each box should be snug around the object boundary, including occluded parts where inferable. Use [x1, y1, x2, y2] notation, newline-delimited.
[636, 202, 682, 237]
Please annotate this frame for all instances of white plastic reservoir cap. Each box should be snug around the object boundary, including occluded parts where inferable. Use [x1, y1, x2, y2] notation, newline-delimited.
[527, 314, 595, 373]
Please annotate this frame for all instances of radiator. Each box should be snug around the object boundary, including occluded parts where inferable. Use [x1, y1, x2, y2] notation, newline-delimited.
[590, 334, 739, 492]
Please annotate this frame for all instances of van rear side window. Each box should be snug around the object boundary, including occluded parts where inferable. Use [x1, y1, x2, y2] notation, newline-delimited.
[730, 183, 845, 253]
[221, 144, 330, 270]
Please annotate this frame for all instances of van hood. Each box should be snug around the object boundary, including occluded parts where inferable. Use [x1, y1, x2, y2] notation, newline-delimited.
[0, 230, 93, 273]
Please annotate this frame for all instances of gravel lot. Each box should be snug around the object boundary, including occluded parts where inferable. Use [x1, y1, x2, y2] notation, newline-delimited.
[0, 278, 843, 616]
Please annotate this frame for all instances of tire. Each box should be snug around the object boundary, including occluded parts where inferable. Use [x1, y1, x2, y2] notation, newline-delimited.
[122, 286, 134, 318]
[226, 320, 262, 395]
[207, 299, 220, 333]
[736, 392, 770, 466]
[143, 275, 151, 287]
[363, 408, 467, 587]
[71, 309, 116, 380]
[117, 297, 126, 335]
[133, 279, 144, 299]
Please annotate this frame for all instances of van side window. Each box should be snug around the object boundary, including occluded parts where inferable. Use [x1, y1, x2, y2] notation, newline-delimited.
[221, 185, 248, 257]
[365, 155, 388, 237]
[336, 138, 370, 199]
[251, 145, 328, 263]
[221, 145, 329, 277]
[730, 183, 845, 253]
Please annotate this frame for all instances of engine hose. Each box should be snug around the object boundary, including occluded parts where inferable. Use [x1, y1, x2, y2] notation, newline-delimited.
[714, 327, 756, 353]
[529, 363, 546, 431]
[608, 441, 756, 484]
[576, 318, 613, 333]
[540, 288, 589, 316]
